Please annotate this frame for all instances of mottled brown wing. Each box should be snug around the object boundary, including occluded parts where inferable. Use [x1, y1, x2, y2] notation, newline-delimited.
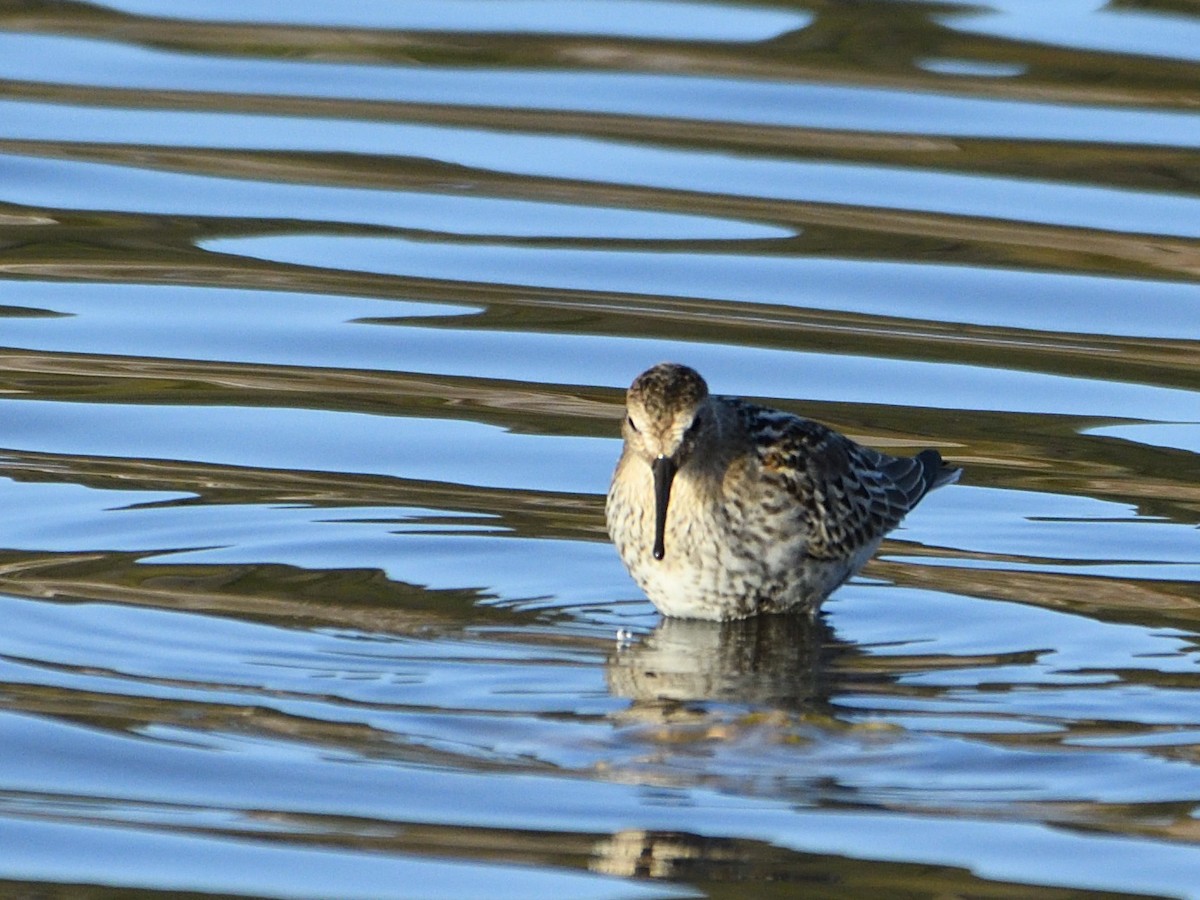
[744, 404, 946, 560]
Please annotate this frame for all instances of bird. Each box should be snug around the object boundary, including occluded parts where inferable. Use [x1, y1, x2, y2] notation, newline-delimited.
[606, 363, 960, 620]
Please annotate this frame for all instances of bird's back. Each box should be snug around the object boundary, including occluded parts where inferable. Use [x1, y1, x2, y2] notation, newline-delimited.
[727, 397, 958, 563]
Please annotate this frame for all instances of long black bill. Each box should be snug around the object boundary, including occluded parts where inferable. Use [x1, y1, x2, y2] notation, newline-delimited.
[651, 455, 677, 561]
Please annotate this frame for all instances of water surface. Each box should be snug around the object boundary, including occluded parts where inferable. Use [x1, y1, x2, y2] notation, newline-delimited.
[1, 1, 1199, 897]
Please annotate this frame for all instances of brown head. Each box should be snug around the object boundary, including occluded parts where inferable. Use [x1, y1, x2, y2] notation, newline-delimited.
[622, 363, 712, 561]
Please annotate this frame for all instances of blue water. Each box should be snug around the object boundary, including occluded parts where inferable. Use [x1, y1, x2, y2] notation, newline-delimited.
[0, 1, 1198, 897]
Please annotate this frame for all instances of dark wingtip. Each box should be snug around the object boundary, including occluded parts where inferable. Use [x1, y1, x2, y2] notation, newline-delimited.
[917, 448, 961, 491]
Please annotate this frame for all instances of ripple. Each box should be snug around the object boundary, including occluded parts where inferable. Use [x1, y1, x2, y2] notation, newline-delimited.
[1086, 422, 1200, 454]
[938, 0, 1200, 63]
[0, 804, 682, 900]
[91, 0, 813, 41]
[0, 152, 786, 240]
[7, 102, 1198, 238]
[202, 232, 1200, 341]
[1, 34, 1196, 145]
[0, 400, 612, 492]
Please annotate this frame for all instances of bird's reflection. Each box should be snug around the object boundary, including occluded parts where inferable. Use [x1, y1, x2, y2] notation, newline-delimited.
[596, 616, 847, 881]
[590, 828, 747, 881]
[606, 613, 835, 711]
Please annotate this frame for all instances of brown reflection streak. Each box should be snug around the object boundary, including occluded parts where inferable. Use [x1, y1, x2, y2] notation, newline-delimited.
[1, 348, 1198, 523]
[871, 556, 1200, 631]
[2, 231, 1199, 393]
[3, 135, 1198, 283]
[0, 448, 605, 541]
[3, 0, 1198, 108]
[0, 547, 544, 636]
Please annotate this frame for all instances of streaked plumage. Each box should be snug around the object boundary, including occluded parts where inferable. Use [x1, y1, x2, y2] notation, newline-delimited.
[606, 363, 960, 620]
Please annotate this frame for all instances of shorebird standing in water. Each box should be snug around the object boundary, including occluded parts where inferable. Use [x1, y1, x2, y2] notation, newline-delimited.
[606, 363, 960, 620]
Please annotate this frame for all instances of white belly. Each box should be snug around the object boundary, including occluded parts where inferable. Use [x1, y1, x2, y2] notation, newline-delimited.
[608, 467, 867, 619]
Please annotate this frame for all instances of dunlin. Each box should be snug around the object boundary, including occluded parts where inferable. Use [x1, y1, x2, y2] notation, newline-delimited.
[606, 363, 960, 620]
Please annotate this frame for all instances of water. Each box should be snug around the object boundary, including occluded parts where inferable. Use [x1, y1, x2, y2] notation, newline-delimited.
[0, 1, 1198, 897]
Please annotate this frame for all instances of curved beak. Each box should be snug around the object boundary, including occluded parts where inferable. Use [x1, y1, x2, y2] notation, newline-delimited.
[651, 455, 677, 561]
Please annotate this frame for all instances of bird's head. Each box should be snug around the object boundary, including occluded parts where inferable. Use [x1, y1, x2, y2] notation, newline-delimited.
[622, 363, 712, 561]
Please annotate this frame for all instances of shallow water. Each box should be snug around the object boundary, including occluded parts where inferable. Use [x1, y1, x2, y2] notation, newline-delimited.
[0, 1, 1198, 897]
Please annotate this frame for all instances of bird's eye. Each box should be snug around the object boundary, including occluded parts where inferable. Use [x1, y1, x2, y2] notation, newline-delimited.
[626, 415, 639, 433]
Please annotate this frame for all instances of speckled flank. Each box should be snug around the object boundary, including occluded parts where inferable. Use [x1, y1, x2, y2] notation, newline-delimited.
[606, 363, 961, 620]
